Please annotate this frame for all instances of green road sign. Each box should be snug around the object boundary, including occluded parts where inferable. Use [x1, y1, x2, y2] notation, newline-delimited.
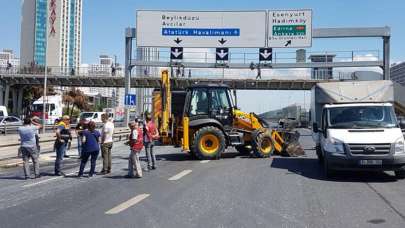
[272, 25, 306, 36]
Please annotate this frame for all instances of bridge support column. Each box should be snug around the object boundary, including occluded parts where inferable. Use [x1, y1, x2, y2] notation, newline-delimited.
[0, 84, 4, 106]
[4, 85, 10, 109]
[17, 87, 24, 117]
[12, 88, 18, 115]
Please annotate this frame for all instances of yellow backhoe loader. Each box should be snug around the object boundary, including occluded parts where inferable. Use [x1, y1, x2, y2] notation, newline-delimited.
[152, 70, 303, 159]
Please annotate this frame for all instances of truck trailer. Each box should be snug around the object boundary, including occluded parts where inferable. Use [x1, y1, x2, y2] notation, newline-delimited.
[310, 80, 405, 178]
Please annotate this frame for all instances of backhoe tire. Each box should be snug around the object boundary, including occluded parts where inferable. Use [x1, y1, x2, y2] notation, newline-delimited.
[252, 131, 274, 158]
[235, 145, 252, 156]
[192, 126, 226, 160]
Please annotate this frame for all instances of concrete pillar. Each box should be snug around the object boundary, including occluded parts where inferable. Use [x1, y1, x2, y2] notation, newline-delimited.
[124, 28, 135, 124]
[0, 85, 4, 106]
[4, 85, 10, 109]
[17, 88, 24, 116]
[12, 88, 18, 115]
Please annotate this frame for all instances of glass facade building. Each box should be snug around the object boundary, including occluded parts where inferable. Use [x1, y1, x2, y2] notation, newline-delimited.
[21, 0, 82, 69]
[33, 0, 48, 66]
[68, 0, 75, 67]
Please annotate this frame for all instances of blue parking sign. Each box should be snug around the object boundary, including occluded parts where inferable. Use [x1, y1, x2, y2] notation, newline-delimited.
[125, 94, 136, 106]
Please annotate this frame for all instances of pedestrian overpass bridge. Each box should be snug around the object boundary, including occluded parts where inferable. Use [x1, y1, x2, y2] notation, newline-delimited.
[0, 73, 338, 90]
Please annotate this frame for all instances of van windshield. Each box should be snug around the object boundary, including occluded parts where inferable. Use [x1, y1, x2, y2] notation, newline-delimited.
[32, 104, 56, 112]
[328, 106, 397, 129]
[80, 113, 94, 119]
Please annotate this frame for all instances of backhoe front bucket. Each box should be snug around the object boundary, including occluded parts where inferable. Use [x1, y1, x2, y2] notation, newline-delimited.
[273, 130, 305, 157]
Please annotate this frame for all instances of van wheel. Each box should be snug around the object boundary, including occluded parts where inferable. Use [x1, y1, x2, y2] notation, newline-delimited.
[316, 145, 323, 163]
[323, 159, 335, 178]
[395, 169, 405, 179]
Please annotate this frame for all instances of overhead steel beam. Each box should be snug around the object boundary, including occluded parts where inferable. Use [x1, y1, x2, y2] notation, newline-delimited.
[131, 60, 383, 69]
[313, 27, 390, 38]
[0, 74, 340, 90]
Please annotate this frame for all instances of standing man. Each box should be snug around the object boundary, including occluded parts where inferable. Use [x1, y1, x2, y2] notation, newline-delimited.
[31, 116, 42, 153]
[100, 113, 114, 174]
[126, 121, 143, 178]
[18, 118, 42, 179]
[75, 117, 88, 159]
[144, 113, 159, 170]
[54, 115, 71, 176]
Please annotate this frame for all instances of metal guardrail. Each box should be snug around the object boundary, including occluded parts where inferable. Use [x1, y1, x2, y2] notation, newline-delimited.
[1, 124, 55, 136]
[0, 128, 130, 148]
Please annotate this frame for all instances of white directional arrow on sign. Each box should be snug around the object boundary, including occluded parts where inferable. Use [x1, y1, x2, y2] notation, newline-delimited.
[217, 50, 228, 59]
[260, 49, 271, 59]
[171, 48, 183, 58]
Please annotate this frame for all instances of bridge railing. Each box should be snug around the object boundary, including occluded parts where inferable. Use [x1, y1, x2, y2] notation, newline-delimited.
[147, 49, 381, 64]
[0, 65, 371, 81]
[0, 66, 124, 77]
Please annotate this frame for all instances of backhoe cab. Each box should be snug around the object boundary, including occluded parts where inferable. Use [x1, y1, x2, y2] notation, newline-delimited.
[153, 70, 302, 160]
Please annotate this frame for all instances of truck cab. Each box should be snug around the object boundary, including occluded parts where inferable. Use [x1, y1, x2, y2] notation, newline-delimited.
[314, 102, 405, 178]
[311, 80, 405, 178]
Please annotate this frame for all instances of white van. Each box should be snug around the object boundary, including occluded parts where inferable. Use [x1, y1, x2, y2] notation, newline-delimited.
[311, 81, 405, 178]
[79, 112, 104, 123]
[0, 106, 8, 117]
[32, 96, 63, 125]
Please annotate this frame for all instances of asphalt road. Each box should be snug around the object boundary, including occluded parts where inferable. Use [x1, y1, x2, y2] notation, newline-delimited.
[1, 129, 405, 228]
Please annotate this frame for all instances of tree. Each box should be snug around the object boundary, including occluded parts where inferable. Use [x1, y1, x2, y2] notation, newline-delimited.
[62, 88, 89, 119]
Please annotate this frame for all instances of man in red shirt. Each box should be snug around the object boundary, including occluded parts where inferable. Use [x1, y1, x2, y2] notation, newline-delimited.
[126, 121, 143, 178]
[144, 113, 159, 170]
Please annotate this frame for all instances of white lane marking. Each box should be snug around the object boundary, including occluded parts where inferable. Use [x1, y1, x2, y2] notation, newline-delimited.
[21, 169, 87, 188]
[200, 160, 210, 164]
[22, 176, 62, 188]
[168, 170, 192, 181]
[105, 194, 150, 215]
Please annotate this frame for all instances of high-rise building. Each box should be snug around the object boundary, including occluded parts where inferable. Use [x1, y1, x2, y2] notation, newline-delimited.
[0, 49, 20, 68]
[20, 0, 82, 69]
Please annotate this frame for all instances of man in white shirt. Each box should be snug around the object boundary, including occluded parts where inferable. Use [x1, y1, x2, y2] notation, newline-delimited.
[100, 113, 114, 174]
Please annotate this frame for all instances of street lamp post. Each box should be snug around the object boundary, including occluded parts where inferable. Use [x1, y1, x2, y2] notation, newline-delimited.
[42, 13, 49, 134]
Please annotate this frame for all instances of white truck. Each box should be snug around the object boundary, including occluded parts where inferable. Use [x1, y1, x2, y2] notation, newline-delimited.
[32, 95, 64, 125]
[310, 80, 405, 178]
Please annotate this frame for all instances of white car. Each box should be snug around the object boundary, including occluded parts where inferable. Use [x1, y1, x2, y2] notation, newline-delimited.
[0, 116, 23, 132]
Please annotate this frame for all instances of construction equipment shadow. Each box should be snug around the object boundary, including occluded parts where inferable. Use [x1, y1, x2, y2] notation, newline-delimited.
[270, 157, 398, 183]
[156, 151, 249, 162]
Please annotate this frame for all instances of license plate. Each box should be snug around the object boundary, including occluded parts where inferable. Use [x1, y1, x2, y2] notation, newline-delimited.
[359, 160, 382, 165]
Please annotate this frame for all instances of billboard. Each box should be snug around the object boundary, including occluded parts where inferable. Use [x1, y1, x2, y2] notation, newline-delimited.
[136, 10, 267, 48]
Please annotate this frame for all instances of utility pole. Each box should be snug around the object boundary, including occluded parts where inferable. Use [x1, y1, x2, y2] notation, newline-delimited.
[42, 12, 49, 134]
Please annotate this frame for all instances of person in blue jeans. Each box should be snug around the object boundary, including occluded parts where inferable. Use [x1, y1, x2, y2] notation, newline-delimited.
[54, 116, 71, 176]
[78, 121, 101, 177]
[75, 117, 88, 158]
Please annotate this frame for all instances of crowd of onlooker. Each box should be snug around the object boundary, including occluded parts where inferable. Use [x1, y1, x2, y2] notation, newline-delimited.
[18, 112, 159, 179]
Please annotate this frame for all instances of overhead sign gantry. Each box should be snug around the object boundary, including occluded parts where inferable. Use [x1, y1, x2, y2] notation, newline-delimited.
[136, 10, 267, 48]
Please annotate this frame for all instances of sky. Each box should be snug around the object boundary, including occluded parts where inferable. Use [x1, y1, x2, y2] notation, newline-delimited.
[1, 0, 405, 113]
